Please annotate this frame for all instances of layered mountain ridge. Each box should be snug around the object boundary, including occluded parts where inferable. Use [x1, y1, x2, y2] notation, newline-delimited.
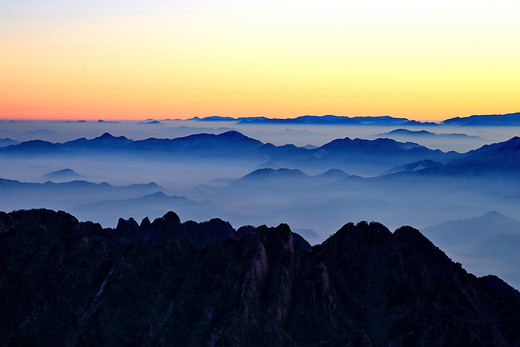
[1, 209, 519, 346]
[0, 130, 463, 176]
[4, 131, 520, 176]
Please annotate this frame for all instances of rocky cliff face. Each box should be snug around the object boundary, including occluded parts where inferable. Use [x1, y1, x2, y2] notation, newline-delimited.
[1, 209, 519, 346]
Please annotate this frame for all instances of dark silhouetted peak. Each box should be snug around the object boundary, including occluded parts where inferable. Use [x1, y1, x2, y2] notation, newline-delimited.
[237, 225, 256, 238]
[2, 208, 520, 346]
[116, 217, 139, 233]
[140, 216, 151, 228]
[75, 220, 103, 235]
[331, 221, 392, 245]
[7, 208, 78, 227]
[183, 218, 237, 247]
[94, 132, 129, 142]
[157, 210, 181, 227]
[394, 225, 432, 244]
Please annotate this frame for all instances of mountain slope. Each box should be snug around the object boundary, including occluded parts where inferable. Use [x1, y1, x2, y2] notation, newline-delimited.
[315, 137, 457, 160]
[442, 112, 520, 126]
[386, 136, 520, 178]
[1, 209, 519, 346]
[0, 140, 63, 155]
[450, 136, 520, 171]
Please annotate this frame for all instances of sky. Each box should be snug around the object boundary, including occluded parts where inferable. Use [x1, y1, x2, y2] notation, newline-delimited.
[1, 0, 519, 121]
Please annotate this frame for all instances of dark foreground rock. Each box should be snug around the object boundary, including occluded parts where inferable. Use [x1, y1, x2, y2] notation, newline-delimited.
[1, 209, 519, 346]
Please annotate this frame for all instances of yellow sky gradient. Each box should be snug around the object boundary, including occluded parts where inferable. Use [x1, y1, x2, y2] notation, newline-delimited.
[1, 0, 519, 121]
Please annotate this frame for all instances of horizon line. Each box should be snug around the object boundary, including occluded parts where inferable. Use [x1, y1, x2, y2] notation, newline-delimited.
[2, 112, 519, 123]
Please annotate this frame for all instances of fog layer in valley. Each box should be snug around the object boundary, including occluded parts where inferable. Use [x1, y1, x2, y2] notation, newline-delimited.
[1, 118, 520, 288]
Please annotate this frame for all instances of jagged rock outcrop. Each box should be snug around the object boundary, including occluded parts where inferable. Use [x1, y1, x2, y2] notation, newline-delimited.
[1, 209, 519, 346]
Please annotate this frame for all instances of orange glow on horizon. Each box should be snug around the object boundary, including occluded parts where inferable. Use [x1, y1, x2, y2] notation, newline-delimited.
[1, 1, 519, 122]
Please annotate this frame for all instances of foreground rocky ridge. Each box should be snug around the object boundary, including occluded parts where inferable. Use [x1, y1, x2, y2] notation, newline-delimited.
[1, 209, 519, 346]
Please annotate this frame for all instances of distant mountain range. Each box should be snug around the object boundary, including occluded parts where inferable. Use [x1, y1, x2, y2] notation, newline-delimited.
[0, 131, 462, 176]
[0, 131, 265, 157]
[5, 130, 520, 178]
[189, 112, 520, 126]
[1, 209, 520, 345]
[311, 137, 458, 167]
[442, 112, 520, 126]
[190, 114, 438, 126]
[376, 128, 480, 139]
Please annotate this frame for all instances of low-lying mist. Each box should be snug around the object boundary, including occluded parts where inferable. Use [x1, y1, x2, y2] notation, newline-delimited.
[1, 120, 520, 288]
